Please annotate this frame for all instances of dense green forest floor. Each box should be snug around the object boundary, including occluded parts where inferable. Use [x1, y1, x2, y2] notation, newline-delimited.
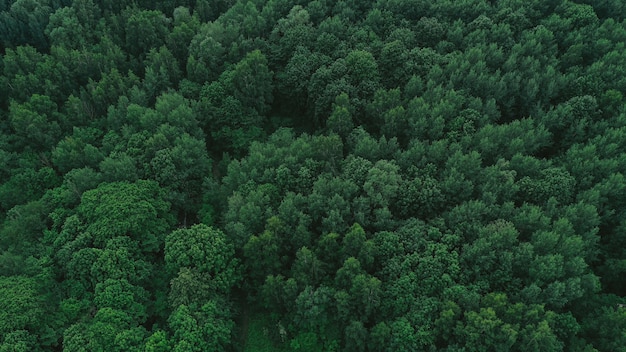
[2, 0, 626, 351]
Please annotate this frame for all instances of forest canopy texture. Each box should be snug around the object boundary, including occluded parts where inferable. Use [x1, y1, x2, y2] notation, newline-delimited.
[1, 0, 626, 351]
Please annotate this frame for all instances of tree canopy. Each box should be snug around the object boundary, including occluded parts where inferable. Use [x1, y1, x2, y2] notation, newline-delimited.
[1, 0, 626, 351]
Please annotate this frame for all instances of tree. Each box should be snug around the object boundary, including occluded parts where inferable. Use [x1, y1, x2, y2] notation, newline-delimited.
[224, 49, 274, 116]
[291, 246, 325, 287]
[84, 237, 154, 306]
[0, 0, 52, 51]
[293, 285, 335, 335]
[165, 224, 240, 295]
[94, 278, 148, 324]
[113, 326, 148, 352]
[0, 330, 40, 352]
[197, 78, 266, 155]
[343, 320, 367, 352]
[77, 180, 174, 251]
[166, 6, 200, 63]
[387, 317, 419, 352]
[260, 274, 299, 314]
[147, 131, 211, 220]
[62, 308, 136, 352]
[168, 302, 235, 352]
[83, 68, 141, 118]
[469, 118, 552, 164]
[52, 127, 104, 173]
[185, 21, 231, 84]
[144, 330, 171, 352]
[124, 8, 170, 58]
[308, 177, 356, 234]
[379, 40, 409, 88]
[581, 303, 626, 352]
[349, 273, 382, 321]
[276, 46, 330, 116]
[542, 95, 600, 151]
[0, 276, 44, 339]
[8, 94, 62, 152]
[523, 217, 600, 309]
[244, 227, 283, 288]
[344, 49, 380, 99]
[460, 220, 520, 292]
[326, 92, 354, 138]
[99, 152, 139, 183]
[396, 174, 445, 219]
[0, 200, 53, 256]
[269, 5, 315, 66]
[46, 0, 102, 49]
[289, 331, 324, 352]
[517, 167, 576, 205]
[341, 223, 376, 271]
[143, 46, 182, 103]
[363, 160, 401, 208]
[168, 267, 213, 308]
[1, 1, 626, 350]
[459, 307, 518, 351]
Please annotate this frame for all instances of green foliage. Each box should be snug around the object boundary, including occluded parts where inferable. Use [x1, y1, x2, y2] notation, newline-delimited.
[0, 0, 52, 51]
[2, 1, 626, 351]
[243, 312, 288, 352]
[197, 70, 268, 154]
[165, 224, 240, 297]
[326, 92, 354, 138]
[0, 330, 40, 352]
[168, 301, 236, 352]
[0, 276, 44, 339]
[78, 180, 173, 250]
[9, 94, 62, 152]
[123, 8, 170, 58]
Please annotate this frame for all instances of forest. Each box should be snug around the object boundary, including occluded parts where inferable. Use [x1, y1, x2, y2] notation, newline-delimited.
[1, 0, 626, 351]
